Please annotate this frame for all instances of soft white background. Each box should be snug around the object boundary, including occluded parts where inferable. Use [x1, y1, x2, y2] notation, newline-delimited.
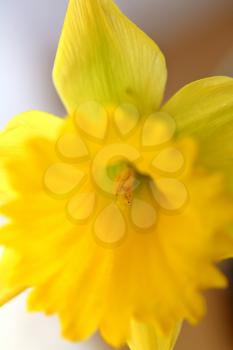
[0, 1, 233, 349]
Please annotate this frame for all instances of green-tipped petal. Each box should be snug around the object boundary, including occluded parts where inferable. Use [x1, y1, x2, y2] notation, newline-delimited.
[128, 320, 181, 350]
[53, 0, 167, 115]
[162, 76, 233, 194]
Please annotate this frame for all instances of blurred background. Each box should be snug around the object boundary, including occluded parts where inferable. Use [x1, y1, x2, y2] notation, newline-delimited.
[0, 0, 233, 349]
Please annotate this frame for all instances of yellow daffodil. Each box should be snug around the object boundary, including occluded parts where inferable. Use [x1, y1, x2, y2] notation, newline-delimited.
[1, 1, 233, 350]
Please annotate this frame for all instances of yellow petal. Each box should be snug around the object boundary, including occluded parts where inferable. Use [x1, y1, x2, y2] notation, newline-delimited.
[94, 203, 126, 244]
[152, 148, 184, 173]
[53, 0, 167, 115]
[151, 178, 188, 211]
[0, 111, 63, 159]
[128, 319, 181, 350]
[0, 111, 63, 198]
[75, 101, 108, 140]
[0, 249, 26, 306]
[57, 133, 88, 159]
[162, 76, 233, 194]
[44, 163, 85, 196]
[141, 112, 176, 147]
[67, 192, 95, 221]
[131, 198, 157, 229]
[3, 110, 63, 140]
[114, 103, 139, 136]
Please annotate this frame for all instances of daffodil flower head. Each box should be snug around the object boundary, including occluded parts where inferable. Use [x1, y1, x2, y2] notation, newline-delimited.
[45, 103, 190, 246]
[1, 1, 233, 350]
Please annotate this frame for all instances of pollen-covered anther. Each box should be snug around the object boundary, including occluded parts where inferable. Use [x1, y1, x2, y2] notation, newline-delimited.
[115, 168, 138, 205]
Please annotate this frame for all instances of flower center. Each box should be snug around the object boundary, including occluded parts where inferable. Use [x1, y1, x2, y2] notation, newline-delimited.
[115, 167, 137, 205]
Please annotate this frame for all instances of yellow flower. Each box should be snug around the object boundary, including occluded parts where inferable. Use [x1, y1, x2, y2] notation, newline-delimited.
[1, 1, 233, 350]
